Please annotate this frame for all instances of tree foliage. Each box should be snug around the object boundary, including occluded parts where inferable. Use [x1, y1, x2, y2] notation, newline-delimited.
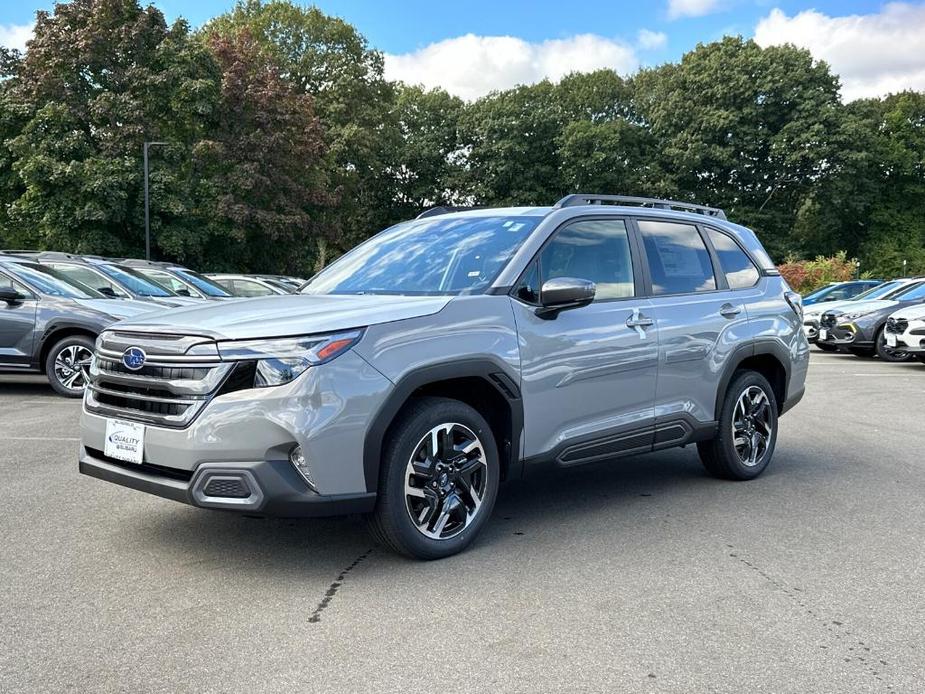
[0, 1, 922, 278]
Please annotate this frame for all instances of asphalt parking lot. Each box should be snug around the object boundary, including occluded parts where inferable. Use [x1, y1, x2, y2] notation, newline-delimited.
[1, 351, 923, 693]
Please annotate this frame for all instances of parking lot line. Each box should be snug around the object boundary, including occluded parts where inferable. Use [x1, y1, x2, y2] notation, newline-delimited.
[0, 436, 80, 442]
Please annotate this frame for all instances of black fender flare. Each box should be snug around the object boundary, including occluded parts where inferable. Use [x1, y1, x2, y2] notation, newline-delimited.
[35, 319, 105, 368]
[713, 338, 792, 419]
[362, 358, 523, 493]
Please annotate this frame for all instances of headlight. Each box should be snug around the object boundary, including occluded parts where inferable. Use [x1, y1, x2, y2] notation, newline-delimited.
[216, 329, 363, 387]
[839, 310, 874, 322]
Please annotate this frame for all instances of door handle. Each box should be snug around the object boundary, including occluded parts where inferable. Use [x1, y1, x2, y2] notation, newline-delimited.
[720, 303, 742, 318]
[626, 309, 654, 339]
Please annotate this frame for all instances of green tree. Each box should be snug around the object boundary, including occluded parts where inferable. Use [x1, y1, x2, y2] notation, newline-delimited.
[632, 37, 842, 259]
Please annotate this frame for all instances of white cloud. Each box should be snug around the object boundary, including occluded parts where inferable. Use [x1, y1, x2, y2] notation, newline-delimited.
[384, 33, 639, 101]
[0, 22, 33, 52]
[667, 0, 723, 20]
[637, 29, 668, 50]
[754, 3, 925, 101]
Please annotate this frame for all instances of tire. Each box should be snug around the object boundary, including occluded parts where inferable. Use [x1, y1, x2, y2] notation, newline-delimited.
[815, 342, 838, 352]
[874, 327, 913, 363]
[45, 334, 95, 398]
[916, 355, 925, 365]
[367, 396, 500, 560]
[698, 370, 779, 481]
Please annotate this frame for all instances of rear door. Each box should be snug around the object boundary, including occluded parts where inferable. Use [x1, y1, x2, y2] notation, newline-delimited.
[0, 270, 38, 367]
[511, 216, 659, 464]
[635, 219, 757, 438]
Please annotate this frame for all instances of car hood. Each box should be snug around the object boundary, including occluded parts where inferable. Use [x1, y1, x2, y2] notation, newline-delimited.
[73, 298, 164, 319]
[109, 293, 453, 340]
[889, 302, 925, 320]
[824, 299, 897, 316]
[146, 296, 203, 308]
[803, 299, 860, 318]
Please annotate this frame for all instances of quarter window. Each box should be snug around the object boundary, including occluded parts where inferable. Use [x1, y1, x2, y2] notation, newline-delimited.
[705, 228, 760, 289]
[534, 219, 635, 302]
[638, 220, 716, 295]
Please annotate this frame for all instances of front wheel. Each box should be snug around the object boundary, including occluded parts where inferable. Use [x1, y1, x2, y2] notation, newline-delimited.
[45, 335, 95, 398]
[698, 371, 778, 481]
[367, 396, 500, 559]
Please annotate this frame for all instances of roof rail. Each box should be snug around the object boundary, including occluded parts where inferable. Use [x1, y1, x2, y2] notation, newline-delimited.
[416, 205, 482, 219]
[554, 194, 726, 220]
[0, 249, 42, 257]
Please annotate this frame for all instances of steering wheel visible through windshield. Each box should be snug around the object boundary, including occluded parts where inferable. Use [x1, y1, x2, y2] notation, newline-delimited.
[302, 215, 541, 296]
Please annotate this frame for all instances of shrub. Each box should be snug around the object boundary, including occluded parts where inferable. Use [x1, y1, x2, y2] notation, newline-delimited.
[778, 251, 857, 294]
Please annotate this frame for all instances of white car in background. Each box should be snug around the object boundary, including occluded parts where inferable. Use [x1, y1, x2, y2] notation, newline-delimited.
[884, 303, 925, 364]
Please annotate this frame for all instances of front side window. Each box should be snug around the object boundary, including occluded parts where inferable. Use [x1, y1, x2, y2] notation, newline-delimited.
[0, 272, 31, 296]
[638, 220, 716, 295]
[138, 269, 197, 297]
[233, 279, 275, 297]
[96, 264, 173, 297]
[527, 219, 635, 302]
[705, 228, 760, 289]
[895, 282, 925, 301]
[172, 268, 231, 297]
[302, 216, 541, 296]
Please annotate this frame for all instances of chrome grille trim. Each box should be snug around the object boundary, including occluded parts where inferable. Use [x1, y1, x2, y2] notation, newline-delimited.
[86, 331, 236, 428]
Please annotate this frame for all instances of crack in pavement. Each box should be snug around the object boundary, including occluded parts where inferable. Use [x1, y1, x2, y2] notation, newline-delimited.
[728, 545, 894, 690]
[308, 549, 373, 624]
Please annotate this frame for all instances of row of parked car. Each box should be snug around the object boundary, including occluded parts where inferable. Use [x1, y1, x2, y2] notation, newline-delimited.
[0, 250, 305, 396]
[801, 277, 925, 363]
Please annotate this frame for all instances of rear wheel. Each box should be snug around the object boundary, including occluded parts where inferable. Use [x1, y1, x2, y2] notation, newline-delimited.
[45, 335, 94, 398]
[698, 371, 778, 481]
[367, 397, 499, 559]
[916, 355, 925, 365]
[875, 327, 913, 362]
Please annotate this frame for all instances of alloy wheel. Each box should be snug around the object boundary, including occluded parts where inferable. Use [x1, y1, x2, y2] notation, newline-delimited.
[732, 385, 773, 467]
[404, 422, 488, 540]
[53, 344, 93, 392]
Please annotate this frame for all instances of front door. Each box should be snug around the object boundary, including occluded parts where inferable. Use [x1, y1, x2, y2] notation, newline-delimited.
[0, 272, 37, 367]
[511, 217, 658, 465]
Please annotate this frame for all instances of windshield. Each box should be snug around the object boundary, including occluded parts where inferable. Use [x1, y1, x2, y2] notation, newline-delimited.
[894, 281, 925, 301]
[172, 268, 231, 297]
[803, 284, 837, 300]
[3, 262, 102, 298]
[302, 216, 541, 296]
[96, 264, 174, 297]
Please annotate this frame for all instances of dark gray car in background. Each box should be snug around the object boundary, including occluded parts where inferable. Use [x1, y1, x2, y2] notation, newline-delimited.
[0, 255, 157, 397]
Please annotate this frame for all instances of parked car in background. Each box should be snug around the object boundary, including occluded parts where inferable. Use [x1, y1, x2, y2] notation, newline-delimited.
[206, 273, 295, 297]
[802, 280, 882, 306]
[26, 253, 203, 308]
[802, 279, 922, 350]
[885, 303, 925, 364]
[253, 274, 306, 291]
[0, 255, 157, 397]
[120, 260, 233, 300]
[79, 194, 808, 559]
[818, 280, 925, 361]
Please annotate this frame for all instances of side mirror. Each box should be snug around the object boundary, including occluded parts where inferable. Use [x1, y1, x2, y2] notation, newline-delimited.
[177, 288, 192, 297]
[97, 286, 119, 298]
[536, 277, 595, 318]
[0, 286, 26, 304]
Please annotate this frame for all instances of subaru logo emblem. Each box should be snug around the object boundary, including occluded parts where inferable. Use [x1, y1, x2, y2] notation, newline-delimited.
[122, 346, 146, 371]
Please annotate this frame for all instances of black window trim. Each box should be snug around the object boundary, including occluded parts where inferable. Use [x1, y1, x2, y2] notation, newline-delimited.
[0, 268, 38, 300]
[508, 214, 645, 307]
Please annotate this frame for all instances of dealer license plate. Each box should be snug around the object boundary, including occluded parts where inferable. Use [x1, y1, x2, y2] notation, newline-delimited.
[885, 333, 897, 347]
[104, 419, 145, 464]
[819, 329, 828, 340]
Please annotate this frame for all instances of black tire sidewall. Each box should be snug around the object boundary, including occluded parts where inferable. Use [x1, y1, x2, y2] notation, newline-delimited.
[715, 371, 779, 480]
[875, 327, 912, 362]
[376, 397, 500, 560]
[45, 335, 95, 398]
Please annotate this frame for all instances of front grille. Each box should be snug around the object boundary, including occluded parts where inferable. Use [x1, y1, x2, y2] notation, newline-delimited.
[85, 447, 193, 481]
[86, 330, 238, 428]
[885, 318, 909, 334]
[820, 313, 838, 328]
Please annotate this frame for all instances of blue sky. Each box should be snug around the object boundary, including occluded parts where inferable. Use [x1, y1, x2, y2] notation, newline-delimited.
[2, 1, 923, 101]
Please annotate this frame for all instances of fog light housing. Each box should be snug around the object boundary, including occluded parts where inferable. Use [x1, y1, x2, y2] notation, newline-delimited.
[289, 445, 317, 491]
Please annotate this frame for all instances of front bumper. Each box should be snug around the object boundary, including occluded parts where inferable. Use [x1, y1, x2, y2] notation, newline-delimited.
[817, 321, 874, 348]
[79, 446, 375, 516]
[886, 319, 925, 353]
[802, 319, 820, 342]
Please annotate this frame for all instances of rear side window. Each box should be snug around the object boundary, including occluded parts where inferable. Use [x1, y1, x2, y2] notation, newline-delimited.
[705, 228, 760, 289]
[638, 220, 716, 295]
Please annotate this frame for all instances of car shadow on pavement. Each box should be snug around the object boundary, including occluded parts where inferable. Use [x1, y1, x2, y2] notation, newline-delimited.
[126, 443, 819, 570]
[0, 376, 56, 398]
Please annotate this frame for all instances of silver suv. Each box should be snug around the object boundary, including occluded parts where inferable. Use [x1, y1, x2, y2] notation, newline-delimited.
[79, 195, 809, 559]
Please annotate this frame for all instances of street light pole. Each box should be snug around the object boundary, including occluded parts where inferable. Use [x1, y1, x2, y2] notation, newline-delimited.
[143, 141, 168, 261]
